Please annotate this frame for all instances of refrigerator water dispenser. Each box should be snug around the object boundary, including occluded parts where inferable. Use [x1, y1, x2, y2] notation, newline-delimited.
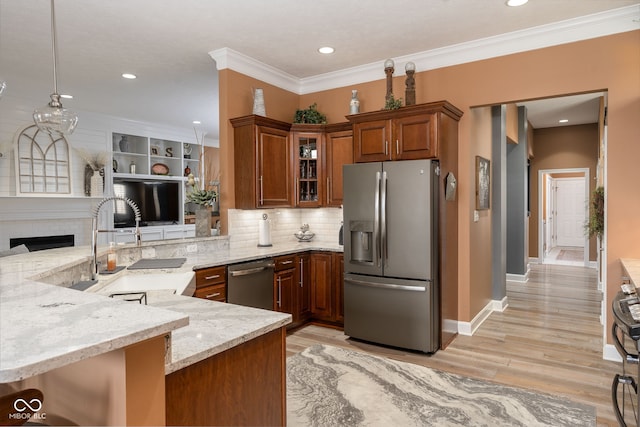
[349, 221, 373, 263]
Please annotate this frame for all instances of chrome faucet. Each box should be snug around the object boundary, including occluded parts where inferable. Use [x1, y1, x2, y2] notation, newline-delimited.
[91, 196, 141, 280]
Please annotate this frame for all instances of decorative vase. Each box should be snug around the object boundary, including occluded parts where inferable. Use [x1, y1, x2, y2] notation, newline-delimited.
[253, 88, 266, 116]
[195, 205, 212, 237]
[349, 89, 360, 114]
[118, 135, 129, 152]
[90, 170, 103, 197]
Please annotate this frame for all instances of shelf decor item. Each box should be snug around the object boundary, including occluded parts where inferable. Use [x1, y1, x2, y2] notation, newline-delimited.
[349, 90, 360, 114]
[253, 88, 266, 116]
[151, 163, 170, 175]
[118, 135, 129, 152]
[384, 59, 395, 104]
[405, 62, 416, 106]
[293, 103, 327, 124]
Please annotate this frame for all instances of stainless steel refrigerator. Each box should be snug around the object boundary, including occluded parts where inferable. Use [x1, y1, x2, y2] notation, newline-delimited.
[343, 159, 439, 353]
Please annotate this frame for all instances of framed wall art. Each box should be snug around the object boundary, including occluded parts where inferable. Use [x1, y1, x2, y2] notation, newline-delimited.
[475, 155, 490, 210]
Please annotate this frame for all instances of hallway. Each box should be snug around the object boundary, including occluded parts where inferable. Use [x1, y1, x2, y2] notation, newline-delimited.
[287, 263, 621, 426]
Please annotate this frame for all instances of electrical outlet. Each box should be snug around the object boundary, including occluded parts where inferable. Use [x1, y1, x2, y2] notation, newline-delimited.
[474, 210, 479, 222]
[186, 244, 197, 253]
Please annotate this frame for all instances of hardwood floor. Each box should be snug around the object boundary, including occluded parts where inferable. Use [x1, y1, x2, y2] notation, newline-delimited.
[286, 263, 626, 426]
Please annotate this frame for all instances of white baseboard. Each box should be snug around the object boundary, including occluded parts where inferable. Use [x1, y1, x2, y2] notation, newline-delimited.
[457, 297, 508, 336]
[506, 272, 529, 282]
[604, 343, 623, 362]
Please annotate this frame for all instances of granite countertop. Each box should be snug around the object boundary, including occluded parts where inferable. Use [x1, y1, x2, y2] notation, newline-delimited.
[187, 241, 344, 270]
[0, 238, 340, 382]
[0, 279, 189, 383]
[139, 293, 291, 374]
[621, 259, 640, 286]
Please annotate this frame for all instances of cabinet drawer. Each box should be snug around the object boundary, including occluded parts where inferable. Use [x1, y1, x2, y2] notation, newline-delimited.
[195, 266, 226, 287]
[194, 283, 226, 302]
[274, 255, 297, 272]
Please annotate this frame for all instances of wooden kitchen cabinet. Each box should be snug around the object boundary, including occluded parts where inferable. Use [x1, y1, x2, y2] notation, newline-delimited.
[333, 253, 344, 324]
[194, 265, 226, 302]
[297, 253, 311, 323]
[310, 252, 334, 322]
[348, 102, 462, 163]
[273, 254, 296, 323]
[292, 124, 324, 207]
[231, 115, 293, 209]
[274, 268, 295, 315]
[274, 254, 311, 328]
[324, 123, 353, 207]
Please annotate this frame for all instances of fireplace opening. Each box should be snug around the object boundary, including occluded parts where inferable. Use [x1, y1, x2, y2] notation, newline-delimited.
[10, 235, 75, 252]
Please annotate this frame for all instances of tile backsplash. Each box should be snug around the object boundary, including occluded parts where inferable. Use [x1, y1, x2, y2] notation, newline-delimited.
[228, 208, 343, 249]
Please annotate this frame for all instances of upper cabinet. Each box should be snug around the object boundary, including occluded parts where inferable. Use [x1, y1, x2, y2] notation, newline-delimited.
[348, 102, 463, 163]
[231, 116, 353, 209]
[292, 124, 324, 208]
[231, 115, 293, 209]
[324, 123, 353, 207]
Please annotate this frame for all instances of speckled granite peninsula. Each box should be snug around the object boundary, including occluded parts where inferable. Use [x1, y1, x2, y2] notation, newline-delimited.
[0, 236, 341, 425]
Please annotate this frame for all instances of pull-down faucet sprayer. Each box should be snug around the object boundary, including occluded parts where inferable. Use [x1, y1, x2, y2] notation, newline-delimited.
[91, 196, 141, 280]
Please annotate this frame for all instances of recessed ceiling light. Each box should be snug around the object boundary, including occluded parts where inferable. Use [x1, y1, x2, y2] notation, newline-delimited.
[121, 73, 137, 79]
[60, 94, 73, 99]
[559, 119, 569, 123]
[318, 46, 335, 54]
[506, 0, 528, 6]
[192, 120, 201, 125]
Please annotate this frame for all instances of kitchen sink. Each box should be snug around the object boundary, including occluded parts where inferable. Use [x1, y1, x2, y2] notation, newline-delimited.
[103, 272, 196, 296]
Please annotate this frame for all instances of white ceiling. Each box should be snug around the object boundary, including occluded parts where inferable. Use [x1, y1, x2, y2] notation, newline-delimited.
[1, 0, 638, 141]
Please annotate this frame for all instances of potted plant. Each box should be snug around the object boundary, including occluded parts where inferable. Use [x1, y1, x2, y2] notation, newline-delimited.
[587, 186, 604, 239]
[187, 187, 218, 237]
[293, 103, 327, 124]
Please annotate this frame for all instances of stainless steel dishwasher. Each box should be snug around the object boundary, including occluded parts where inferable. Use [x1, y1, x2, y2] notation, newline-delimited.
[227, 258, 275, 310]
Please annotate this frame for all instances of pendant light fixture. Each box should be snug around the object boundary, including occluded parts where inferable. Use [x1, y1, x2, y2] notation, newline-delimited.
[33, 0, 78, 135]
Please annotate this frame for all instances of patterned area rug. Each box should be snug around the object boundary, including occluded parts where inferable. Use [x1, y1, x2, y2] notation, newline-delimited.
[287, 344, 596, 427]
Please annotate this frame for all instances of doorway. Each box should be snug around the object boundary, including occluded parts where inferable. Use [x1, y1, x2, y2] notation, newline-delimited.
[538, 168, 590, 267]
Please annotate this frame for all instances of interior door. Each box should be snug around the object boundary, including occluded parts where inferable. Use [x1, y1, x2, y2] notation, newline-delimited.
[555, 177, 586, 247]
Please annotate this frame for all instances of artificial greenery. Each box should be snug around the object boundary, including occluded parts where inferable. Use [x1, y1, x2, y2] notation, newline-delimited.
[383, 94, 403, 110]
[186, 187, 217, 206]
[587, 186, 604, 238]
[293, 103, 327, 124]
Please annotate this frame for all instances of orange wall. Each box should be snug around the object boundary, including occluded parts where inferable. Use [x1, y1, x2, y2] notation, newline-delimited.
[469, 106, 493, 316]
[529, 124, 599, 260]
[219, 31, 640, 337]
[218, 69, 298, 232]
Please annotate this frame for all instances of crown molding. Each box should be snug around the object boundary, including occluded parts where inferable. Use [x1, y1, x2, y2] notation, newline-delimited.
[209, 47, 301, 94]
[211, 5, 640, 95]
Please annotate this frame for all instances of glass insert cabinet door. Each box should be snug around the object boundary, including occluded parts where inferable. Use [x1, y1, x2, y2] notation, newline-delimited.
[296, 134, 320, 206]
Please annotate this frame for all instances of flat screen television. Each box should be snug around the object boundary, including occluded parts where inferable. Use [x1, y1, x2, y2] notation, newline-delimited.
[113, 179, 180, 227]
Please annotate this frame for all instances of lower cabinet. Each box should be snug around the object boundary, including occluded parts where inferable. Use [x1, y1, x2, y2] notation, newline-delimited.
[333, 253, 344, 324]
[194, 265, 226, 302]
[297, 254, 312, 323]
[311, 252, 334, 322]
[274, 254, 312, 328]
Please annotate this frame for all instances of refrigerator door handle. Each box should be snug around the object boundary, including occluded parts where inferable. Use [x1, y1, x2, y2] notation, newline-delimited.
[346, 277, 426, 292]
[381, 171, 388, 266]
[374, 171, 381, 267]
